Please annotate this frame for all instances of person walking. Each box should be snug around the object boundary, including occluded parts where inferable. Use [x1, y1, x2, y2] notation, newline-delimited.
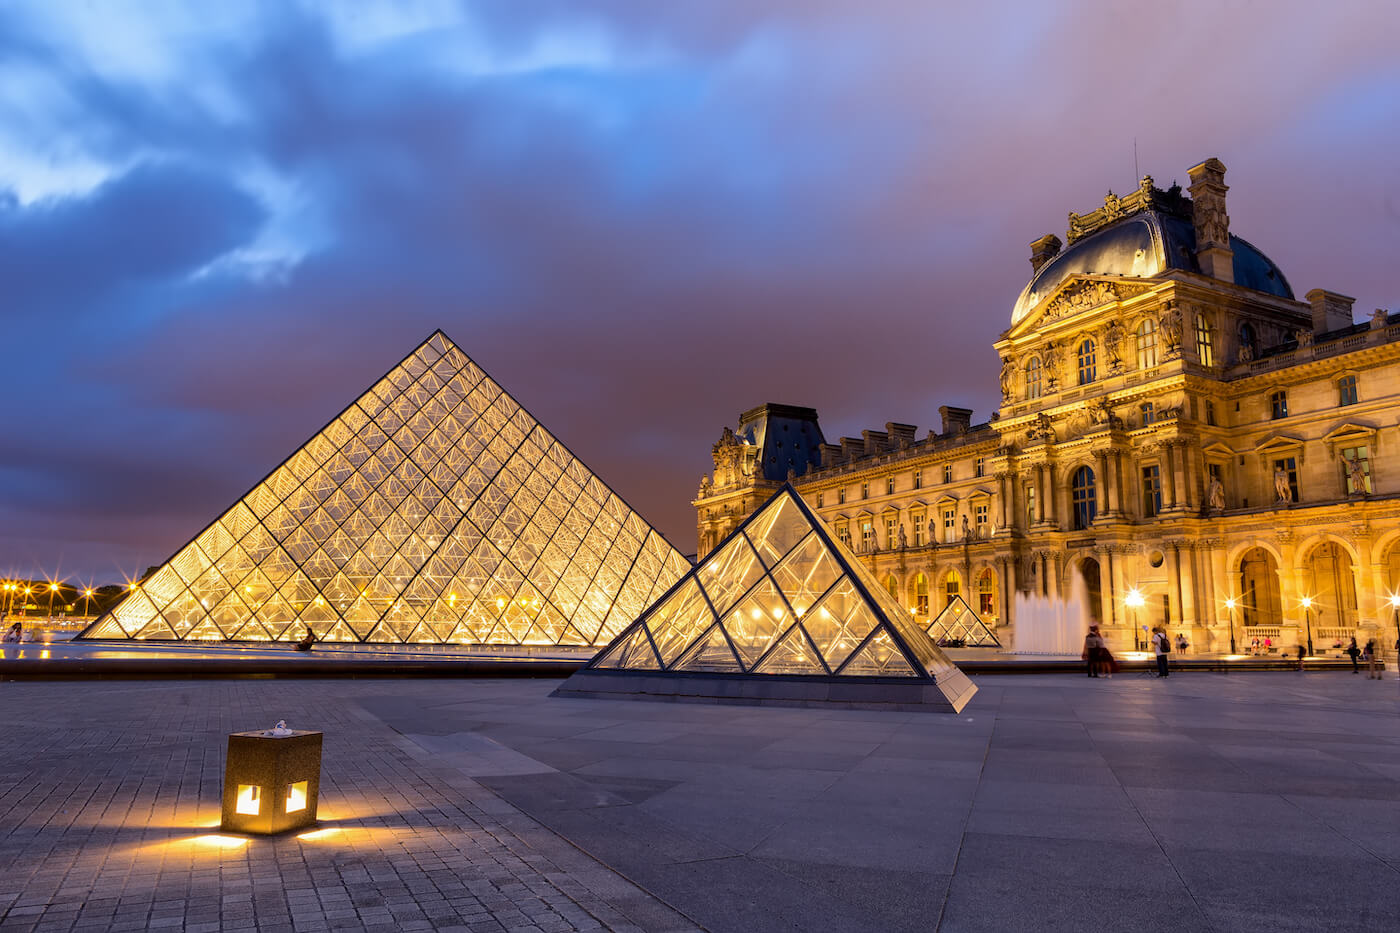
[1366, 639, 1381, 679]
[1175, 632, 1189, 654]
[1346, 636, 1361, 673]
[1083, 626, 1104, 678]
[1152, 626, 1171, 677]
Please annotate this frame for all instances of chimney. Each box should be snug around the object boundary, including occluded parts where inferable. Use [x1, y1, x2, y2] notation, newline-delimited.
[1186, 158, 1233, 284]
[862, 430, 889, 456]
[1029, 234, 1062, 273]
[818, 443, 841, 468]
[839, 437, 863, 461]
[886, 422, 917, 448]
[938, 406, 973, 436]
[1305, 289, 1356, 334]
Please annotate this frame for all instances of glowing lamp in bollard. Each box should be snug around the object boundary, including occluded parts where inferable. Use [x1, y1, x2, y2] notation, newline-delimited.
[220, 721, 322, 835]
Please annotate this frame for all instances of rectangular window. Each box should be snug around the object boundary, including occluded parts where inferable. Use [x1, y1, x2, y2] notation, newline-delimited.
[974, 503, 988, 533]
[943, 508, 956, 544]
[861, 522, 875, 551]
[1140, 402, 1155, 426]
[1340, 445, 1372, 494]
[912, 511, 926, 546]
[1273, 457, 1300, 502]
[943, 463, 953, 484]
[838, 487, 846, 505]
[975, 457, 985, 478]
[1195, 315, 1214, 366]
[836, 523, 850, 547]
[861, 481, 869, 500]
[816, 492, 824, 508]
[1206, 400, 1217, 426]
[1270, 390, 1288, 420]
[1024, 484, 1036, 526]
[885, 517, 897, 548]
[1141, 465, 1162, 518]
[886, 476, 895, 496]
[913, 469, 922, 490]
[1338, 375, 1358, 407]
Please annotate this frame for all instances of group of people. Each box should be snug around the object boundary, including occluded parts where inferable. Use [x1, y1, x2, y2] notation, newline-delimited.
[1083, 625, 1185, 678]
[1344, 636, 1385, 678]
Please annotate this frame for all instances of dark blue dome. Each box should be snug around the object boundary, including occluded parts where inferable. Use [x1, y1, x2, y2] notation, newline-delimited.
[1011, 211, 1292, 324]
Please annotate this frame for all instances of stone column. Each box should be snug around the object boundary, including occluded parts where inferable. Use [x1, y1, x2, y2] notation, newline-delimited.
[1163, 444, 1179, 510]
[1045, 463, 1058, 528]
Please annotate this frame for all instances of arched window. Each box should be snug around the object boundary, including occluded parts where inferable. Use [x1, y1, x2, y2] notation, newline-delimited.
[977, 569, 995, 616]
[1071, 466, 1097, 530]
[1077, 339, 1096, 385]
[914, 573, 929, 615]
[1239, 322, 1257, 358]
[1136, 319, 1158, 369]
[944, 570, 961, 606]
[1024, 357, 1042, 399]
[883, 574, 898, 599]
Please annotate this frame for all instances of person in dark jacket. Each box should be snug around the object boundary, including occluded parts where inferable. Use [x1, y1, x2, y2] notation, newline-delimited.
[1346, 636, 1361, 673]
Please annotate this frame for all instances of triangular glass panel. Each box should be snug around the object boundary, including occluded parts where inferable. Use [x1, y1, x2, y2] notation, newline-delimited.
[751, 625, 827, 675]
[674, 624, 742, 673]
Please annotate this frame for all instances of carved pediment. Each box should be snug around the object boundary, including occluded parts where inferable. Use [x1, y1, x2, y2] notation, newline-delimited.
[1010, 276, 1155, 337]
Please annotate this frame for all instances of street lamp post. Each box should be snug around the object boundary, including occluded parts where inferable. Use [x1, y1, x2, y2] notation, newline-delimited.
[1225, 597, 1238, 655]
[83, 588, 95, 621]
[1389, 594, 1400, 665]
[46, 582, 59, 622]
[1126, 588, 1146, 651]
[1300, 595, 1315, 656]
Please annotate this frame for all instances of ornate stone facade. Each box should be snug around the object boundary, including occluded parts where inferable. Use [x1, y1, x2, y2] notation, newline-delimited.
[694, 157, 1400, 657]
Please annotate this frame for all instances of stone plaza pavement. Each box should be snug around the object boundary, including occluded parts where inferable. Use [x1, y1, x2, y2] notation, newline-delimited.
[1, 672, 1398, 932]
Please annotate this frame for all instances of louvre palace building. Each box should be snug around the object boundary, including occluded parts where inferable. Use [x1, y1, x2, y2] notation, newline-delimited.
[694, 157, 1399, 655]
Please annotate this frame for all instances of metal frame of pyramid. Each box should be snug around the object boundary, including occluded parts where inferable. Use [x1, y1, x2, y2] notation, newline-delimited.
[77, 330, 690, 648]
[926, 594, 1001, 647]
[555, 484, 977, 712]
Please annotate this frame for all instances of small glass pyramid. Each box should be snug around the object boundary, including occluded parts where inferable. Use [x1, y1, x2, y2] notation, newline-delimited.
[926, 595, 1001, 647]
[591, 484, 965, 679]
[78, 331, 690, 647]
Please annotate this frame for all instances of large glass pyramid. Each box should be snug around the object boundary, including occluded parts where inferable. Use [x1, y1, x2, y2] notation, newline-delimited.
[563, 485, 975, 711]
[926, 595, 1001, 647]
[78, 331, 690, 647]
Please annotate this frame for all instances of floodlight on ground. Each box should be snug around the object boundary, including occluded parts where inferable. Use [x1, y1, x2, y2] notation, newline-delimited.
[221, 722, 322, 835]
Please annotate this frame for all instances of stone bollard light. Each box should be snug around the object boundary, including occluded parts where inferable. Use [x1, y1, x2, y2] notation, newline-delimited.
[220, 720, 323, 835]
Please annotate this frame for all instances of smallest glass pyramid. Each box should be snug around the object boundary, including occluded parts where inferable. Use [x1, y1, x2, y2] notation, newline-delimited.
[559, 485, 976, 712]
[926, 595, 1001, 647]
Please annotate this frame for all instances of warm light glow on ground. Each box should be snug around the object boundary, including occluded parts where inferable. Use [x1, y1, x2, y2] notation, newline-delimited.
[192, 834, 248, 849]
[296, 827, 343, 841]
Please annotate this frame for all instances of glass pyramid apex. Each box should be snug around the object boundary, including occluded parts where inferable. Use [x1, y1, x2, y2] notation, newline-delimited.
[79, 330, 690, 648]
[589, 483, 965, 680]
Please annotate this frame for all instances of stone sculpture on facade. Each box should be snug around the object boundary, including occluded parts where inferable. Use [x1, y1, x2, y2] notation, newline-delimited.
[897, 524, 907, 549]
[1206, 476, 1225, 514]
[1274, 467, 1293, 503]
[1344, 454, 1368, 496]
[1160, 304, 1184, 360]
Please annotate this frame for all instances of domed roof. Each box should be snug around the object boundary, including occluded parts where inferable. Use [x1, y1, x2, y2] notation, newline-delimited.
[1010, 210, 1293, 325]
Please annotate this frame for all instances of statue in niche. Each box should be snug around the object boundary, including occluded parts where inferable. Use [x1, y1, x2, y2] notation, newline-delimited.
[1000, 356, 1015, 401]
[1206, 476, 1225, 514]
[897, 524, 907, 549]
[1295, 330, 1314, 348]
[1041, 341, 1062, 391]
[961, 515, 972, 542]
[1343, 453, 1368, 495]
[1236, 343, 1254, 364]
[1160, 305, 1184, 358]
[928, 518, 937, 545]
[1273, 467, 1292, 503]
[1371, 308, 1390, 330]
[1103, 320, 1125, 373]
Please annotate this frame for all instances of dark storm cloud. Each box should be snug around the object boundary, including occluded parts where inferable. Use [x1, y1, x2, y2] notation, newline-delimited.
[1, 1, 1397, 580]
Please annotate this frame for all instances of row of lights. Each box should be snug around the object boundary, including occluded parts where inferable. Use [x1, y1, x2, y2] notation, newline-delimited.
[2, 580, 99, 620]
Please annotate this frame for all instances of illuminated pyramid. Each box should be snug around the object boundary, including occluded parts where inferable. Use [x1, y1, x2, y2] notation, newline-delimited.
[79, 331, 689, 647]
[926, 595, 1001, 647]
[556, 485, 976, 712]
